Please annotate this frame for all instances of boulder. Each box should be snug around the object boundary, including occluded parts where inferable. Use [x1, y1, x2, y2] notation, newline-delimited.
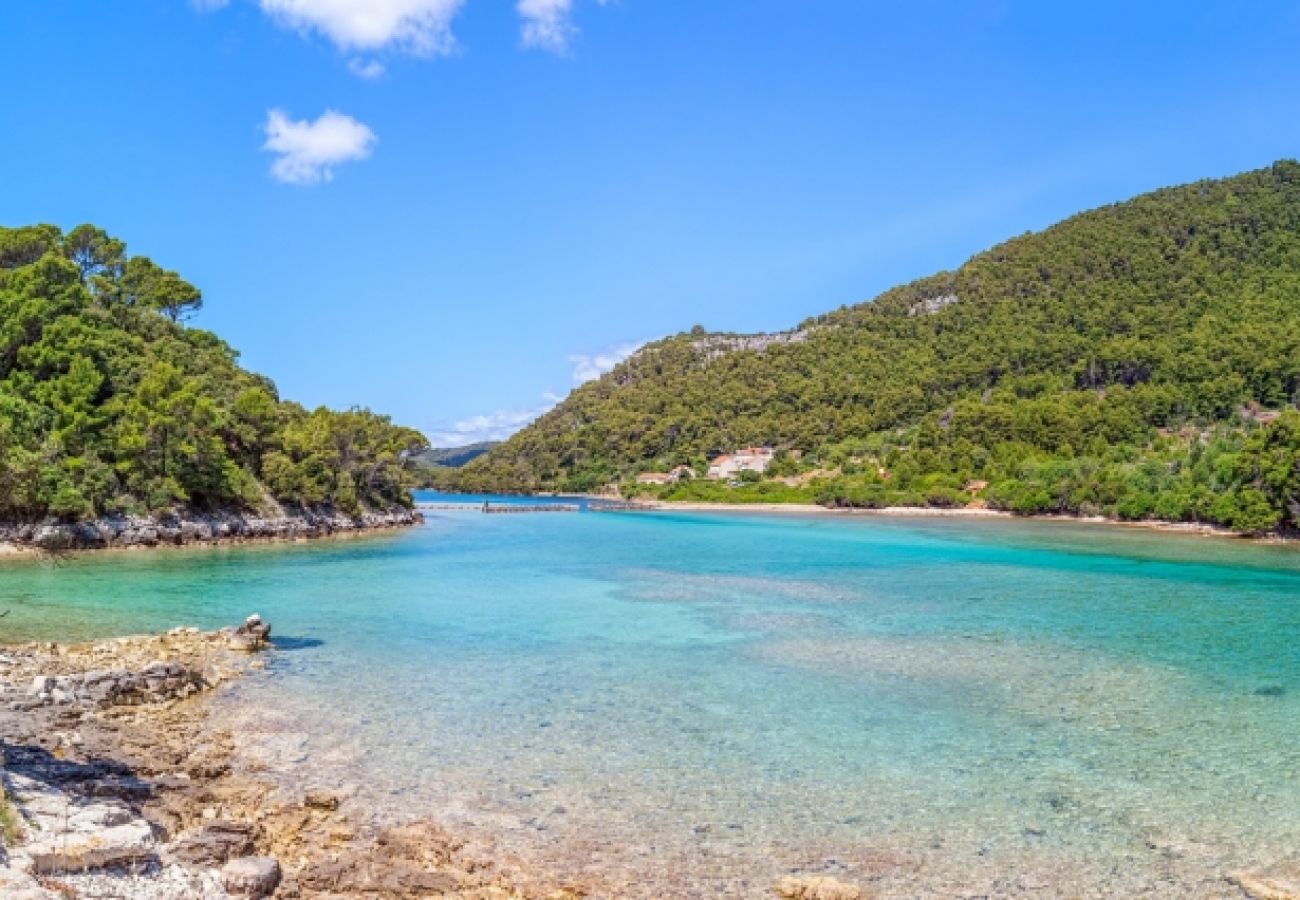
[221, 855, 281, 897]
[171, 820, 258, 865]
[229, 614, 271, 652]
[775, 875, 863, 900]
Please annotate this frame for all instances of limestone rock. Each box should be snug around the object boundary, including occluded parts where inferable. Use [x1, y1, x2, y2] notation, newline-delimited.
[171, 820, 258, 865]
[303, 789, 341, 811]
[775, 875, 863, 900]
[25, 817, 156, 874]
[1233, 862, 1300, 900]
[221, 855, 281, 897]
[0, 868, 61, 899]
[229, 614, 271, 652]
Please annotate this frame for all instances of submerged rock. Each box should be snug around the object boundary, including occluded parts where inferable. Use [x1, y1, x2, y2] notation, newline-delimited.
[1232, 861, 1300, 899]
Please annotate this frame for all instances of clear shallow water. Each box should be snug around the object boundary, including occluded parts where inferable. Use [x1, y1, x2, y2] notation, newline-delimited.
[4, 497, 1300, 896]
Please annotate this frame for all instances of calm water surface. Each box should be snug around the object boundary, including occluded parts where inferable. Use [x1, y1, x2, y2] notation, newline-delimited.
[4, 494, 1300, 896]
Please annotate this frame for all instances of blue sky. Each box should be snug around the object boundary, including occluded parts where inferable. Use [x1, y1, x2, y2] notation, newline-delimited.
[3, 2, 1300, 445]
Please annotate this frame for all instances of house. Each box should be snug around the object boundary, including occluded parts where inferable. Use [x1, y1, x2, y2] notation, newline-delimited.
[636, 472, 671, 486]
[707, 447, 775, 480]
[669, 465, 696, 482]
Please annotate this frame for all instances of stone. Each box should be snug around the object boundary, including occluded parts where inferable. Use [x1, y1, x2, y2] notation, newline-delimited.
[229, 614, 271, 652]
[171, 820, 258, 865]
[25, 817, 156, 874]
[29, 675, 53, 695]
[1232, 861, 1300, 899]
[303, 789, 341, 811]
[775, 875, 863, 900]
[220, 855, 281, 897]
[0, 868, 61, 899]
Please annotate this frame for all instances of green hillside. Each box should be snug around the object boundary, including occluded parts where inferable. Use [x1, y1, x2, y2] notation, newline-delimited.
[447, 161, 1300, 533]
[413, 442, 498, 469]
[0, 224, 427, 521]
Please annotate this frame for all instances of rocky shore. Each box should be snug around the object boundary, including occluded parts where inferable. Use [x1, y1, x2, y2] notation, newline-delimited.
[0, 619, 582, 899]
[0, 505, 423, 553]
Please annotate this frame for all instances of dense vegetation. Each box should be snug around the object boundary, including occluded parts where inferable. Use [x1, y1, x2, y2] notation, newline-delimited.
[0, 224, 427, 521]
[443, 161, 1300, 533]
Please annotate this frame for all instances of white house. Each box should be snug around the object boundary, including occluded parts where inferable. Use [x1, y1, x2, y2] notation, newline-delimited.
[706, 447, 774, 480]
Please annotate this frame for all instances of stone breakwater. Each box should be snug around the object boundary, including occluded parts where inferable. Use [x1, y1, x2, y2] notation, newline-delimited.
[0, 505, 423, 552]
[0, 619, 589, 899]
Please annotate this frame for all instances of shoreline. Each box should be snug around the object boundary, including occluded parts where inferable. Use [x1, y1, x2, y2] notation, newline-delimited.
[0, 506, 423, 556]
[0, 621, 576, 899]
[645, 500, 1294, 542]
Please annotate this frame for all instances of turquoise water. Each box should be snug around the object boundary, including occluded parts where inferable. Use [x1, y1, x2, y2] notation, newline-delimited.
[4, 497, 1300, 896]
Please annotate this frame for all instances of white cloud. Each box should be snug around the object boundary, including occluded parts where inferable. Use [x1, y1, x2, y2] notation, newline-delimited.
[347, 58, 387, 79]
[568, 340, 645, 384]
[427, 403, 553, 447]
[518, 0, 576, 53]
[262, 108, 377, 185]
[258, 0, 464, 55]
[427, 341, 644, 447]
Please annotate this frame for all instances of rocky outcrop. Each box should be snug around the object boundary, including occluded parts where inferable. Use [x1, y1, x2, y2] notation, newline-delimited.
[17, 660, 205, 711]
[228, 614, 271, 653]
[7, 771, 157, 874]
[0, 621, 568, 899]
[0, 504, 422, 552]
[691, 329, 811, 363]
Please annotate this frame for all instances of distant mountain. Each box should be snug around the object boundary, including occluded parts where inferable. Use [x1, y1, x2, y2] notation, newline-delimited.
[446, 161, 1300, 533]
[414, 442, 499, 468]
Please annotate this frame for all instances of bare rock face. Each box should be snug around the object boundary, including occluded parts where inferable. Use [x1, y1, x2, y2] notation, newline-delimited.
[1232, 862, 1300, 899]
[221, 855, 282, 897]
[775, 875, 864, 900]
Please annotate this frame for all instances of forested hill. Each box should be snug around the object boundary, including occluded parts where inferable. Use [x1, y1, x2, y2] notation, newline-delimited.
[448, 160, 1300, 533]
[0, 224, 427, 521]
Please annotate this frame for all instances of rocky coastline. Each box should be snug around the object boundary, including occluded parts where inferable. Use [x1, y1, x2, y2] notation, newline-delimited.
[0, 505, 423, 553]
[0, 619, 581, 899]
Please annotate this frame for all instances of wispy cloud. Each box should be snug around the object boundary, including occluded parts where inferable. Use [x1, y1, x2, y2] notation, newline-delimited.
[568, 339, 645, 384]
[347, 58, 387, 79]
[518, 0, 576, 54]
[262, 108, 377, 185]
[427, 402, 553, 447]
[257, 0, 465, 56]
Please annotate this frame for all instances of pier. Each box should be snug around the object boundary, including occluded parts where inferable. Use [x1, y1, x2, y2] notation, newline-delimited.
[416, 500, 659, 515]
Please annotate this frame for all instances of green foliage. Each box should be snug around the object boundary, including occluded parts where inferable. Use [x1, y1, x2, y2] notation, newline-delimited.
[0, 223, 427, 520]
[447, 160, 1300, 534]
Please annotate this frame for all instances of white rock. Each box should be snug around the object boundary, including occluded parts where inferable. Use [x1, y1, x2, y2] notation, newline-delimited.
[220, 855, 281, 897]
[0, 867, 60, 899]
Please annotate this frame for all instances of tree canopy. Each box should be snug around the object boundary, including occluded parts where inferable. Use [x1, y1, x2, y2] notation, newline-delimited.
[0, 223, 427, 521]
